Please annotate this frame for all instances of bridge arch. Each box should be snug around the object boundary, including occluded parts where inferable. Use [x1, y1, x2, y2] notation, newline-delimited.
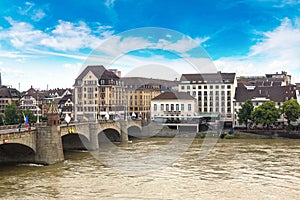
[127, 125, 142, 139]
[98, 128, 121, 144]
[62, 133, 90, 151]
[0, 143, 35, 164]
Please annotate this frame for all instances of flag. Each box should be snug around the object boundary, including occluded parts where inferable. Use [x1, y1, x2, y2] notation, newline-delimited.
[83, 116, 89, 121]
[64, 114, 71, 124]
[23, 112, 28, 126]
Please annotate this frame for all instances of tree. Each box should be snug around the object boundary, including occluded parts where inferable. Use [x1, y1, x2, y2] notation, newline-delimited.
[237, 100, 254, 129]
[21, 109, 36, 125]
[281, 99, 300, 126]
[252, 101, 280, 129]
[4, 103, 21, 125]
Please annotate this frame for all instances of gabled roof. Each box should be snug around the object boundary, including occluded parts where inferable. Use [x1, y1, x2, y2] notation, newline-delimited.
[74, 65, 119, 86]
[152, 91, 195, 100]
[235, 83, 296, 102]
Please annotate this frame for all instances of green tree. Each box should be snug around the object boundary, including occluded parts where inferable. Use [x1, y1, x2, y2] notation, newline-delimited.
[252, 101, 280, 129]
[21, 109, 36, 125]
[281, 99, 300, 126]
[237, 100, 254, 129]
[4, 103, 21, 125]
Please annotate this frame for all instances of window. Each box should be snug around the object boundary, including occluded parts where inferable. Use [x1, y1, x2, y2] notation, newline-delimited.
[204, 85, 207, 89]
[181, 104, 184, 111]
[227, 85, 231, 89]
[216, 85, 219, 89]
[181, 86, 185, 90]
[187, 86, 190, 89]
[161, 104, 164, 111]
[210, 85, 213, 89]
[176, 104, 179, 111]
[188, 104, 191, 111]
[166, 104, 170, 111]
[171, 104, 174, 111]
[198, 86, 201, 89]
[154, 104, 157, 111]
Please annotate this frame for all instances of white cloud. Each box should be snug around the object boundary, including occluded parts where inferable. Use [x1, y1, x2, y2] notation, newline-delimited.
[214, 17, 300, 83]
[18, 2, 46, 21]
[31, 9, 46, 22]
[2, 17, 46, 48]
[40, 20, 108, 51]
[105, 0, 116, 8]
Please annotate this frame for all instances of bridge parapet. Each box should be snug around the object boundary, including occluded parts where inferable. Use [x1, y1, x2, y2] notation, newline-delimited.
[0, 130, 37, 151]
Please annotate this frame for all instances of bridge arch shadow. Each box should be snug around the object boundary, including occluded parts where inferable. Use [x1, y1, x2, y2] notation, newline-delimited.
[62, 133, 90, 151]
[128, 126, 142, 139]
[98, 128, 121, 144]
[0, 143, 35, 164]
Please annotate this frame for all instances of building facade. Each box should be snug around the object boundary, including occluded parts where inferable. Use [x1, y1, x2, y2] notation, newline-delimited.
[179, 72, 237, 125]
[73, 65, 125, 121]
[234, 83, 296, 127]
[121, 77, 178, 120]
[150, 91, 197, 119]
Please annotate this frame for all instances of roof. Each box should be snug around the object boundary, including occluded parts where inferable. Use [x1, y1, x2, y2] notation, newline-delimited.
[152, 91, 195, 100]
[74, 65, 119, 86]
[235, 83, 296, 102]
[58, 94, 73, 104]
[0, 87, 21, 98]
[180, 72, 236, 84]
[121, 77, 178, 90]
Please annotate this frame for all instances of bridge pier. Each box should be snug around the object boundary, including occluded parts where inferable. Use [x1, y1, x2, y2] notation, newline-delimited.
[120, 122, 128, 143]
[35, 126, 64, 165]
[89, 123, 99, 150]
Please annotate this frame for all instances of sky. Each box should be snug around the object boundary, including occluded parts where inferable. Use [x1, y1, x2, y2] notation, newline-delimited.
[0, 0, 300, 91]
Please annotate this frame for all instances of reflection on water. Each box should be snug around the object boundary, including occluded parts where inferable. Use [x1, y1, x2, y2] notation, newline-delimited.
[0, 138, 300, 199]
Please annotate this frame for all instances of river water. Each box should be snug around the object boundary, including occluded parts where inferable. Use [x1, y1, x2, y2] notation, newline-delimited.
[0, 138, 300, 200]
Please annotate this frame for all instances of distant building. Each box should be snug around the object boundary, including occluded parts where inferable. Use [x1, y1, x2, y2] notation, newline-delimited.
[238, 71, 291, 86]
[234, 83, 296, 127]
[19, 86, 50, 121]
[150, 91, 197, 119]
[0, 86, 21, 114]
[58, 94, 73, 120]
[179, 72, 237, 126]
[121, 77, 178, 120]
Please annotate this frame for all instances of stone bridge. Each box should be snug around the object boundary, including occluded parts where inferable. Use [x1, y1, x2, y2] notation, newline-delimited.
[0, 120, 142, 165]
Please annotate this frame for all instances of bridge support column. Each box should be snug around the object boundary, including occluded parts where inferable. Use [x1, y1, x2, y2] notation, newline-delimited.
[89, 123, 99, 150]
[35, 126, 64, 165]
[120, 122, 128, 143]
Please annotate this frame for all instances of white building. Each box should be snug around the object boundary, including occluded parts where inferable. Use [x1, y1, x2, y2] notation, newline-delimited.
[150, 91, 197, 119]
[178, 72, 237, 126]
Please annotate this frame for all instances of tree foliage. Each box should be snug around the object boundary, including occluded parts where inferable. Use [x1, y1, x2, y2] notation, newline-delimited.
[4, 103, 21, 125]
[252, 101, 280, 129]
[237, 100, 254, 129]
[21, 109, 36, 124]
[281, 99, 300, 125]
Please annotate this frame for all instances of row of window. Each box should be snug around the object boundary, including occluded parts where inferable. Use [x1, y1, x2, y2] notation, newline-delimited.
[181, 85, 231, 90]
[153, 104, 192, 112]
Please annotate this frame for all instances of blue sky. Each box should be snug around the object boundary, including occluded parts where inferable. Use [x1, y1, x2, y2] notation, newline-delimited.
[0, 0, 300, 91]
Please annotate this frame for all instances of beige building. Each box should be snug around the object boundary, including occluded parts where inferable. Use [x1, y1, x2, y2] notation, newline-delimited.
[73, 65, 125, 121]
[121, 77, 178, 120]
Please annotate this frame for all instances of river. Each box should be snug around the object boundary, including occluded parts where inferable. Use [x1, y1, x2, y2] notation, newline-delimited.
[0, 138, 299, 199]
